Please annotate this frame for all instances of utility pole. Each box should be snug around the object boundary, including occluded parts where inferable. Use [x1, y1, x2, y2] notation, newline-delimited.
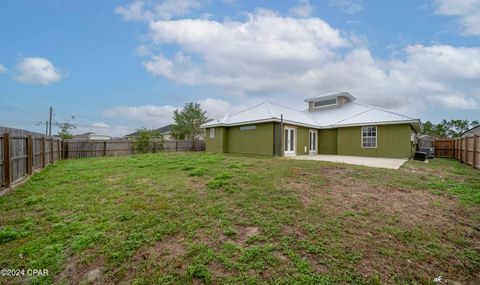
[48, 106, 53, 136]
[45, 121, 48, 135]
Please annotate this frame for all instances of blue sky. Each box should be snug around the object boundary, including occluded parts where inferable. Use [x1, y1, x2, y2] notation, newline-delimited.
[0, 0, 479, 136]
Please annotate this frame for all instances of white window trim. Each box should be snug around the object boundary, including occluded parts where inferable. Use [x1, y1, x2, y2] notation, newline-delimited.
[309, 129, 318, 154]
[361, 126, 377, 149]
[210, 128, 215, 139]
[313, 97, 338, 109]
[284, 126, 296, 156]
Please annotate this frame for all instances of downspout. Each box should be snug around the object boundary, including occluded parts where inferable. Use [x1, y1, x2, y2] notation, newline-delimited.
[273, 119, 276, 156]
[280, 114, 284, 157]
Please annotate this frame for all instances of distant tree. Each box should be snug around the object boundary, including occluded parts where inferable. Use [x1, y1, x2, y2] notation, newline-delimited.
[447, 119, 470, 138]
[172, 103, 207, 140]
[134, 129, 163, 154]
[422, 119, 479, 138]
[422, 121, 435, 136]
[57, 122, 76, 139]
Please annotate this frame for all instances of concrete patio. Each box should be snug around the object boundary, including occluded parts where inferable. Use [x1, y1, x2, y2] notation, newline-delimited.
[288, 154, 408, 169]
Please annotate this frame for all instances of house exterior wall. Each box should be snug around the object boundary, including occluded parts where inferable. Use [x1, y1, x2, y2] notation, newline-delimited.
[337, 124, 413, 158]
[226, 123, 274, 155]
[206, 123, 414, 158]
[318, 129, 338, 154]
[296, 126, 310, 155]
[205, 127, 227, 153]
[273, 123, 282, 156]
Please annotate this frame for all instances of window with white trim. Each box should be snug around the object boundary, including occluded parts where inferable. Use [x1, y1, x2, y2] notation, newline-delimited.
[361, 126, 377, 148]
[210, 128, 215, 139]
[313, 98, 337, 108]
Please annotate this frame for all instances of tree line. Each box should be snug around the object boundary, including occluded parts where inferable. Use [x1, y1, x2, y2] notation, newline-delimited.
[422, 119, 479, 138]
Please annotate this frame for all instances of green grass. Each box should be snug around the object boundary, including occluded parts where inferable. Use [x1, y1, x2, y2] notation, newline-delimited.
[0, 153, 479, 284]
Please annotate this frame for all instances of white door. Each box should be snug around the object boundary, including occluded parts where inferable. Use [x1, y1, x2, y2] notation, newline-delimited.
[284, 127, 295, 155]
[309, 130, 317, 154]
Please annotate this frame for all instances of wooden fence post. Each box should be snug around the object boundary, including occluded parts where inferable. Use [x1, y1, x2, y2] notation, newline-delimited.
[474, 135, 478, 169]
[103, 141, 107, 156]
[50, 139, 54, 163]
[175, 140, 178, 152]
[41, 137, 46, 168]
[57, 139, 61, 161]
[192, 140, 195, 151]
[27, 135, 33, 175]
[3, 133, 11, 188]
[455, 139, 458, 160]
[64, 141, 68, 159]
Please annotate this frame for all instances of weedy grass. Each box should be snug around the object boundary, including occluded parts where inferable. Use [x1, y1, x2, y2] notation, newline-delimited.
[0, 153, 479, 284]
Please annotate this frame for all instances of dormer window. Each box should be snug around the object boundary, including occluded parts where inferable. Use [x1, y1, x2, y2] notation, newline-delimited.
[305, 91, 356, 112]
[313, 98, 337, 108]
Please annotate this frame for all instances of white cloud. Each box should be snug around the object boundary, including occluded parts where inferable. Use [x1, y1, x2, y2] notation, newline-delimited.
[198, 98, 246, 119]
[104, 104, 177, 128]
[16, 57, 62, 85]
[434, 0, 480, 36]
[145, 9, 349, 92]
[0, 64, 6, 73]
[115, 0, 148, 21]
[115, 0, 201, 21]
[91, 122, 111, 128]
[289, 0, 313, 18]
[328, 0, 363, 14]
[120, 4, 480, 113]
[104, 98, 243, 129]
[428, 95, 478, 110]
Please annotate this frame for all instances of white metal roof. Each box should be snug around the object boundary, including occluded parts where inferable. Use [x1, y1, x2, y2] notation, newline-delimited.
[201, 99, 421, 132]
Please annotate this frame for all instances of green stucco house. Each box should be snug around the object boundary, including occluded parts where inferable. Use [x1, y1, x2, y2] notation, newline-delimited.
[201, 91, 421, 159]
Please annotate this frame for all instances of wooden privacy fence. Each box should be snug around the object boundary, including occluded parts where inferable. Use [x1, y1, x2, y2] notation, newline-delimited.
[433, 135, 479, 170]
[1, 133, 62, 189]
[1, 126, 206, 191]
[64, 139, 205, 159]
[434, 139, 455, 158]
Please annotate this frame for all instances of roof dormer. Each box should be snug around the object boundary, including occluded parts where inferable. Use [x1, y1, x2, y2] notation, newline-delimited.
[305, 90, 356, 112]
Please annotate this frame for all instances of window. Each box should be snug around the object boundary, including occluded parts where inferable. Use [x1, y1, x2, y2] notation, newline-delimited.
[210, 128, 215, 139]
[240, 125, 256, 131]
[313, 98, 337, 108]
[362, 126, 377, 148]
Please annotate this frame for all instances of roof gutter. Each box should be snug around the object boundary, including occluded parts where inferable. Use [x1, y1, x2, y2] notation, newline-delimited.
[202, 118, 422, 132]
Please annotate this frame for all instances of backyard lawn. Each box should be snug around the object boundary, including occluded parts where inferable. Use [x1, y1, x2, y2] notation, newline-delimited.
[0, 153, 479, 284]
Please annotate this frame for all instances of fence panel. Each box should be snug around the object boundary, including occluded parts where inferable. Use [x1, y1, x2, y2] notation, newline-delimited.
[465, 136, 474, 166]
[64, 139, 205, 159]
[106, 141, 134, 156]
[474, 135, 479, 169]
[33, 138, 43, 169]
[434, 139, 455, 158]
[10, 137, 28, 183]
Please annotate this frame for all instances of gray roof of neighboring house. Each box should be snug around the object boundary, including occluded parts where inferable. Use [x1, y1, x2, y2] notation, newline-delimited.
[462, 125, 480, 137]
[201, 93, 421, 132]
[125, 124, 175, 137]
[72, 132, 94, 138]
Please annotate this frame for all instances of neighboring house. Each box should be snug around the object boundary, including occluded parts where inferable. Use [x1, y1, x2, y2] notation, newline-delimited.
[201, 91, 421, 159]
[72, 132, 111, 141]
[125, 124, 175, 140]
[462, 125, 480, 137]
